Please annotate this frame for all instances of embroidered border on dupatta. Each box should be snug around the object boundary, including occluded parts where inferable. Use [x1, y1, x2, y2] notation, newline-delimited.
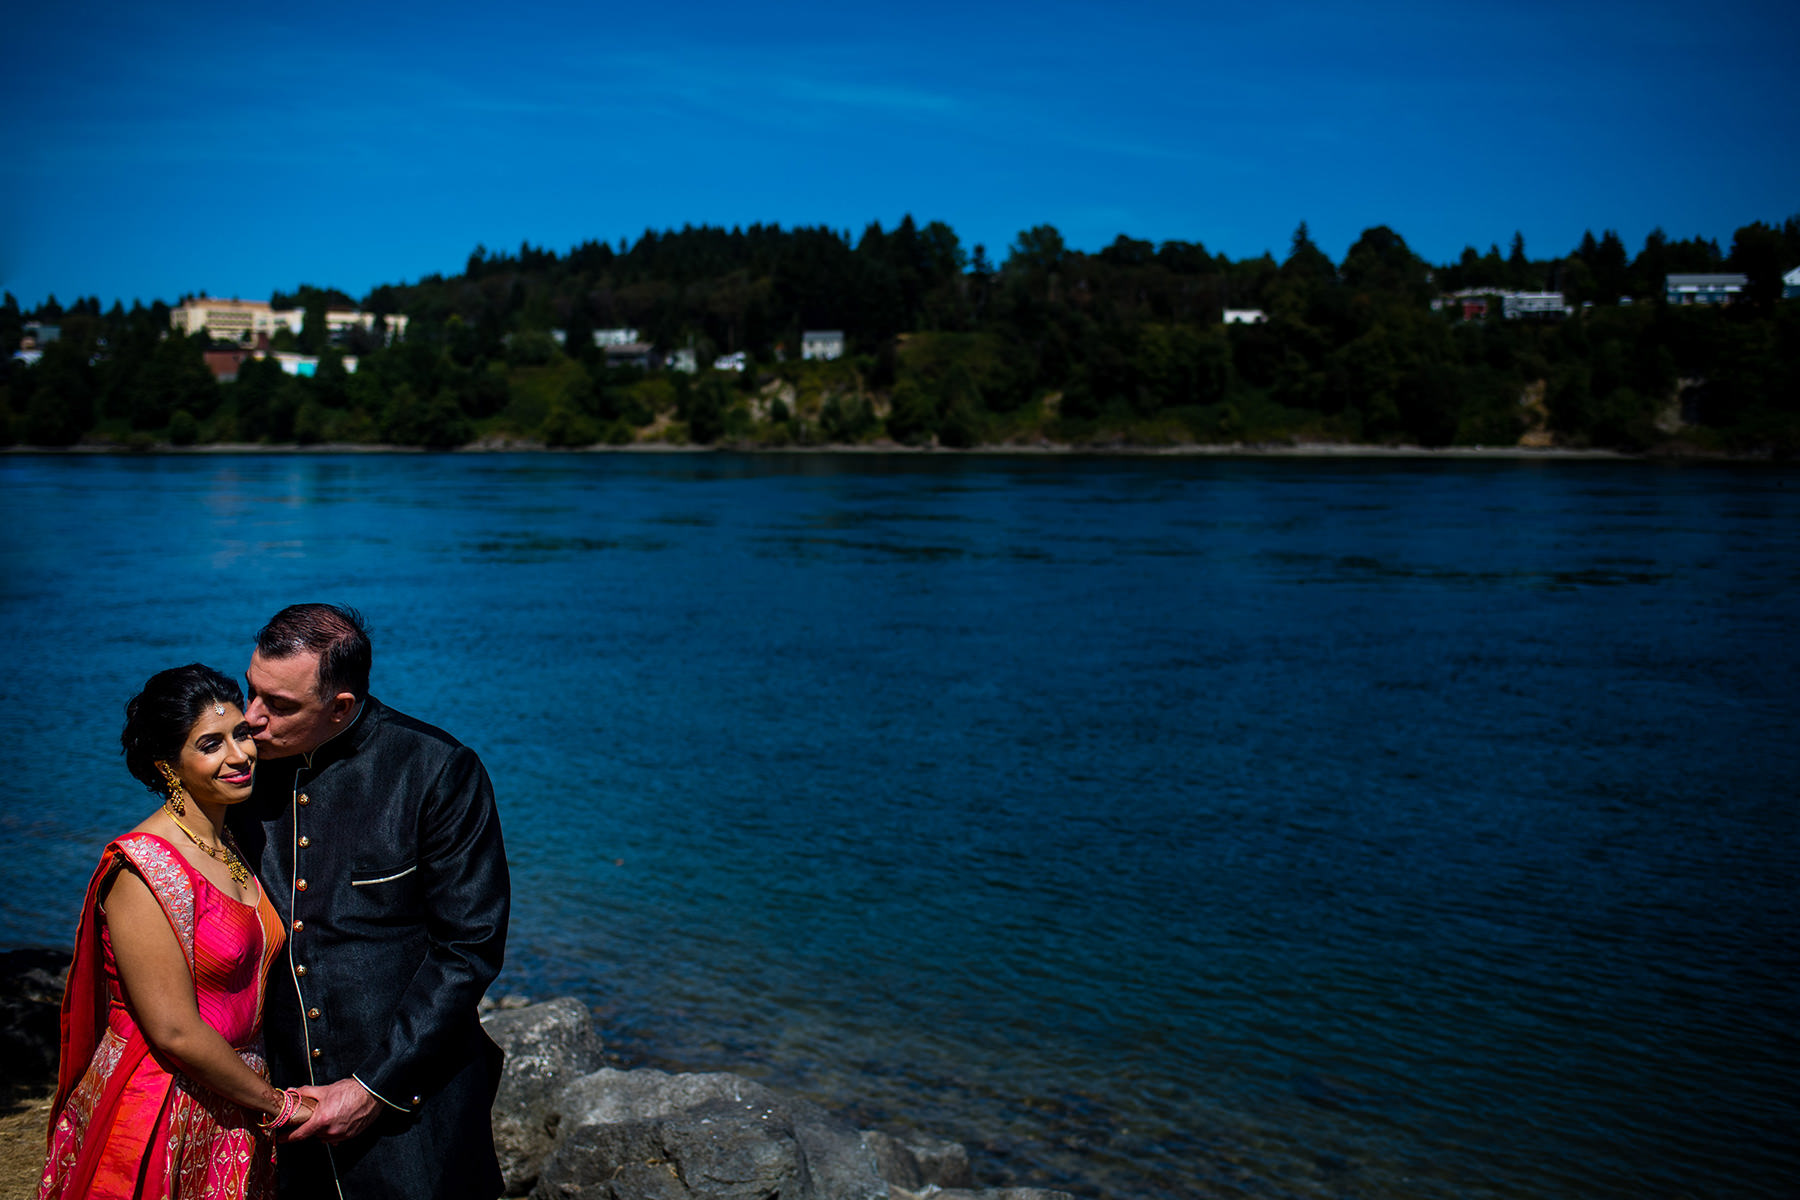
[39, 835, 208, 1199]
[116, 833, 198, 966]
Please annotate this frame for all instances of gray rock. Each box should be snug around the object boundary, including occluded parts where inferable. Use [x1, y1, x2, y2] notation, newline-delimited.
[534, 1096, 808, 1200]
[485, 997, 606, 1194]
[538, 1068, 898, 1200]
[658, 1100, 809, 1199]
[554, 1067, 784, 1127]
[791, 1115, 887, 1200]
[862, 1130, 974, 1190]
[489, 1019, 1076, 1200]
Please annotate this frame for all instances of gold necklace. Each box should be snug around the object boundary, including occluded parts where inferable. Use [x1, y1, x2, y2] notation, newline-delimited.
[164, 803, 252, 887]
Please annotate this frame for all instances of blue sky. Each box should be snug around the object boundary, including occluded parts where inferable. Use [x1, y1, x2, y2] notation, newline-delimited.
[3, 0, 1795, 308]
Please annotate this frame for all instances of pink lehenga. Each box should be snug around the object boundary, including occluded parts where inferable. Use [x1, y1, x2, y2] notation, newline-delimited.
[39, 832, 287, 1200]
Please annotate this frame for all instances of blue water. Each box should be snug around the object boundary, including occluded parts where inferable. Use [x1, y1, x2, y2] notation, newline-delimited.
[1, 452, 1795, 1199]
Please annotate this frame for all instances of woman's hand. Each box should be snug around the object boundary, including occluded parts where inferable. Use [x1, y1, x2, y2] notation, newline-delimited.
[257, 1086, 317, 1137]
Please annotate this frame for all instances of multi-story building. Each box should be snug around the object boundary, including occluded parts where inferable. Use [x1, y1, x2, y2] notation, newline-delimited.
[321, 309, 407, 342]
[169, 298, 408, 344]
[169, 298, 285, 342]
[1501, 292, 1571, 320]
[1664, 274, 1747, 305]
[1433, 289, 1571, 320]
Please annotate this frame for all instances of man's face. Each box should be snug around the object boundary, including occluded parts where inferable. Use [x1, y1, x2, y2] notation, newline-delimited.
[245, 649, 351, 759]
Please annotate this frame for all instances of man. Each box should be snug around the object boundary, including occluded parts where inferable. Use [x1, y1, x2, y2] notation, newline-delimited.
[230, 603, 509, 1199]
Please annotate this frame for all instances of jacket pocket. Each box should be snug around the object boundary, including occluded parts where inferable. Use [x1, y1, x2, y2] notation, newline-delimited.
[350, 863, 418, 887]
[343, 859, 424, 928]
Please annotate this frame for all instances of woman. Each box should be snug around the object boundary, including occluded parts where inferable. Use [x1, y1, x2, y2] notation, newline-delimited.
[39, 665, 313, 1200]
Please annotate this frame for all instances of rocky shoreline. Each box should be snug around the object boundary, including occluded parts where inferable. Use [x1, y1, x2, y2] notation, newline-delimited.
[3, 438, 1653, 458]
[2, 949, 1075, 1200]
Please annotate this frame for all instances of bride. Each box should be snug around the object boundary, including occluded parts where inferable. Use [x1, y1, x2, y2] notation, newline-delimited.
[39, 664, 313, 1199]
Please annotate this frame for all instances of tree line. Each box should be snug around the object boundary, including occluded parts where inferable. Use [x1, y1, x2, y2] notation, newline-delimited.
[3, 214, 1797, 453]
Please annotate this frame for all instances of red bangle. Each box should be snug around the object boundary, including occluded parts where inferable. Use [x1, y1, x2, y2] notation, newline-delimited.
[258, 1088, 302, 1129]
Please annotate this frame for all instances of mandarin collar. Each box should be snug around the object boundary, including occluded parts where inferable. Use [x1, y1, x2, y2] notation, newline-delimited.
[298, 694, 380, 771]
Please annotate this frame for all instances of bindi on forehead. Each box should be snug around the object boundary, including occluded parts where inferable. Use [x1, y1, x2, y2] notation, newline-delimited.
[188, 706, 243, 738]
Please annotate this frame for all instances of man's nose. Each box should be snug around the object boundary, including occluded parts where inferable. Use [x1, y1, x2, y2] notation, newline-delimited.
[244, 698, 267, 728]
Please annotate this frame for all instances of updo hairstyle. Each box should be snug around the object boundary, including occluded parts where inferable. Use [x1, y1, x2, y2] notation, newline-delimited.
[121, 664, 246, 795]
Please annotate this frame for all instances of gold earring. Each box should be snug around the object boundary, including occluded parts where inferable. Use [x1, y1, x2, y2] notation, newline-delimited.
[158, 763, 187, 816]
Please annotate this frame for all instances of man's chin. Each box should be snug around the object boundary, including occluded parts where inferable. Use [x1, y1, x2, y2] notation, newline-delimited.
[253, 739, 299, 760]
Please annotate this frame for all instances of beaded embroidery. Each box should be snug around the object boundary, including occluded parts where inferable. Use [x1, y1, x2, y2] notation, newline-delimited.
[117, 834, 197, 965]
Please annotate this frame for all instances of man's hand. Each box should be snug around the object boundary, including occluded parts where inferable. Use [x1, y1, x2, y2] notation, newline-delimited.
[288, 1078, 383, 1143]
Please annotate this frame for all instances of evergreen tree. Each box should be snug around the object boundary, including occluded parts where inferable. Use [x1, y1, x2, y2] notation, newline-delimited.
[1730, 221, 1787, 309]
[1281, 222, 1337, 285]
[1507, 232, 1535, 290]
[1340, 226, 1432, 305]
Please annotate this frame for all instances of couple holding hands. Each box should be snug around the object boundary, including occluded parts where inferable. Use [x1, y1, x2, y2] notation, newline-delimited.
[38, 604, 510, 1200]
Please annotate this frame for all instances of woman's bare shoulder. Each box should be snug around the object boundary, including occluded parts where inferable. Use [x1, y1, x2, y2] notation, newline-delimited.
[126, 809, 175, 839]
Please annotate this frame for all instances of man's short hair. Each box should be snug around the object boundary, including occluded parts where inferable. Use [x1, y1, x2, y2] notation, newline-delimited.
[255, 603, 373, 701]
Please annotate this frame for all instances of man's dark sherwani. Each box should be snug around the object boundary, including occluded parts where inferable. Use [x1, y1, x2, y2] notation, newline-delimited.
[231, 695, 509, 1200]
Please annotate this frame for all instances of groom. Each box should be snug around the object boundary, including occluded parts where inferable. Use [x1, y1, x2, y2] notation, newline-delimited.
[230, 603, 509, 1199]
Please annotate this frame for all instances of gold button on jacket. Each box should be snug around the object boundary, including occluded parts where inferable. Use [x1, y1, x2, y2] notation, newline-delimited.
[227, 694, 510, 1196]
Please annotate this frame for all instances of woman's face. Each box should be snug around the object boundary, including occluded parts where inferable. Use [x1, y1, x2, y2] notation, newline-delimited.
[168, 702, 257, 809]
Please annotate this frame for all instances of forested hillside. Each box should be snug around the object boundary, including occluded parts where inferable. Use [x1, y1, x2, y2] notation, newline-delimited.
[4, 215, 1797, 453]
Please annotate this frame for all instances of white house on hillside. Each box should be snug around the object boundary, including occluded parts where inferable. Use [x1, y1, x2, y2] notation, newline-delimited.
[801, 331, 845, 361]
[1664, 274, 1747, 305]
[1501, 292, 1571, 319]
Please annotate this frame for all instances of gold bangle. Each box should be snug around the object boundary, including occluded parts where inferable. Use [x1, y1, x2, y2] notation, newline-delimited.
[257, 1088, 301, 1129]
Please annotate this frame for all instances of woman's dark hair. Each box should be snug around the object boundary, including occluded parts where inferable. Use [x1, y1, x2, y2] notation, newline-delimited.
[254, 603, 372, 701]
[121, 664, 245, 794]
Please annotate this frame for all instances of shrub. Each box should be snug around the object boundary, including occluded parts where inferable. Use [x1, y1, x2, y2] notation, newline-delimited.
[168, 409, 200, 446]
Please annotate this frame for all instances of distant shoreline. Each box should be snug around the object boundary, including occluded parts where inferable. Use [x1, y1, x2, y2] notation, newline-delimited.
[1, 439, 1748, 461]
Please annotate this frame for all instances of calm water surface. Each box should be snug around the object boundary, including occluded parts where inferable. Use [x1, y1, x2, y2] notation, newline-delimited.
[1, 453, 1795, 1199]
